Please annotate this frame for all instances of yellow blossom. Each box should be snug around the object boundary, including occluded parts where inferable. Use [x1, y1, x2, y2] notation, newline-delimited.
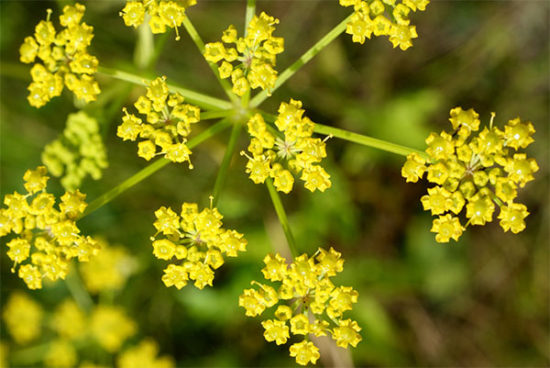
[44, 339, 77, 368]
[90, 306, 136, 353]
[3, 292, 43, 344]
[117, 339, 175, 368]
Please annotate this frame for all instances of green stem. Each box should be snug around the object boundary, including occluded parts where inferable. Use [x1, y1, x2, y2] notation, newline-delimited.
[181, 16, 240, 105]
[80, 119, 232, 219]
[250, 14, 352, 108]
[313, 123, 427, 158]
[65, 264, 93, 313]
[9, 343, 50, 365]
[265, 178, 298, 258]
[200, 109, 234, 120]
[97, 66, 232, 110]
[244, 0, 256, 36]
[212, 122, 242, 206]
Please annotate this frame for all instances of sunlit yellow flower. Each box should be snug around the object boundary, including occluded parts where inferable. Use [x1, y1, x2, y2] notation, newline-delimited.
[2, 292, 43, 344]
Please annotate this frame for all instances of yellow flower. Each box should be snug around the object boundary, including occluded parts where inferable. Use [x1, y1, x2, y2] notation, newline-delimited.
[401, 107, 538, 242]
[20, 4, 100, 107]
[332, 319, 362, 348]
[52, 300, 86, 340]
[118, 77, 200, 166]
[44, 339, 77, 368]
[289, 340, 320, 366]
[261, 319, 290, 345]
[2, 292, 43, 344]
[117, 339, 175, 368]
[90, 306, 136, 353]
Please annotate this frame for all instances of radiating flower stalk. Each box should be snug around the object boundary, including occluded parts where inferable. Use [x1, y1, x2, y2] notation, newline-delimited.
[239, 248, 361, 366]
[151, 201, 247, 289]
[402, 107, 538, 242]
[19, 3, 100, 107]
[0, 167, 100, 289]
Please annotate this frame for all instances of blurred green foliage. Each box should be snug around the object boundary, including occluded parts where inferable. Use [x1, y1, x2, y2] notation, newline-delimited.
[1, 0, 548, 367]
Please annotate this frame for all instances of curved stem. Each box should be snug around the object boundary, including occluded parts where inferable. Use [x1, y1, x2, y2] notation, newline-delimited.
[250, 14, 352, 108]
[97, 66, 233, 110]
[65, 264, 93, 313]
[266, 178, 298, 258]
[212, 122, 242, 207]
[181, 16, 240, 105]
[80, 118, 232, 219]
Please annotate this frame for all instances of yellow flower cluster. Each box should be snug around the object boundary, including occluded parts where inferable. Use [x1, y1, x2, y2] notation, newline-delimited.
[19, 3, 100, 108]
[204, 12, 284, 96]
[90, 305, 137, 353]
[44, 339, 78, 368]
[2, 292, 43, 344]
[402, 107, 539, 242]
[117, 76, 200, 166]
[42, 111, 108, 190]
[120, 0, 197, 40]
[0, 167, 100, 289]
[242, 99, 331, 193]
[151, 202, 247, 289]
[79, 239, 137, 294]
[239, 248, 361, 366]
[340, 0, 429, 50]
[117, 339, 175, 368]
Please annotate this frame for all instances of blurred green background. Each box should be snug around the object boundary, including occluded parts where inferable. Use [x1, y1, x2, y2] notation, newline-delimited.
[1, 0, 548, 366]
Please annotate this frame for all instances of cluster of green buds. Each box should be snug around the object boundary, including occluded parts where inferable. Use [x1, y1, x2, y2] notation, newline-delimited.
[117, 76, 200, 166]
[19, 3, 100, 107]
[42, 112, 108, 190]
[120, 0, 197, 40]
[239, 248, 361, 366]
[0, 167, 100, 289]
[151, 202, 247, 290]
[204, 12, 284, 96]
[242, 99, 331, 193]
[340, 0, 429, 50]
[402, 107, 538, 242]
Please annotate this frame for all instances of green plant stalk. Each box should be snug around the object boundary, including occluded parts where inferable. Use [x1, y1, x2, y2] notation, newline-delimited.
[250, 14, 353, 108]
[244, 0, 256, 36]
[181, 16, 240, 105]
[65, 264, 94, 313]
[314, 123, 428, 158]
[80, 119, 232, 219]
[9, 343, 51, 365]
[97, 66, 232, 110]
[134, 16, 154, 70]
[265, 178, 298, 258]
[212, 122, 242, 206]
[200, 109, 235, 120]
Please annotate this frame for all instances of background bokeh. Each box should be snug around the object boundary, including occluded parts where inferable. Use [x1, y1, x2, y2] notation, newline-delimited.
[1, 0, 548, 366]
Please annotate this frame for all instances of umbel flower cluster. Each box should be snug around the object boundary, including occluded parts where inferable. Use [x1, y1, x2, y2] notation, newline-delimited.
[42, 111, 108, 190]
[0, 167, 100, 289]
[117, 76, 200, 166]
[19, 3, 100, 108]
[402, 107, 539, 242]
[340, 0, 429, 50]
[243, 99, 331, 193]
[120, 0, 197, 40]
[204, 12, 284, 96]
[239, 248, 361, 366]
[151, 202, 247, 289]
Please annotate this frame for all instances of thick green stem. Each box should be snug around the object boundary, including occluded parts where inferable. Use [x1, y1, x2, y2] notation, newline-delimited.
[97, 66, 232, 110]
[265, 178, 298, 258]
[65, 264, 94, 313]
[200, 109, 235, 120]
[181, 16, 240, 105]
[80, 119, 231, 219]
[250, 14, 352, 108]
[212, 123, 242, 206]
[244, 0, 256, 36]
[9, 343, 50, 365]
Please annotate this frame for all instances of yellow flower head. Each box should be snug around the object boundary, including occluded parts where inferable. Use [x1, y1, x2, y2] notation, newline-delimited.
[341, 0, 428, 50]
[44, 339, 77, 368]
[117, 339, 175, 368]
[118, 76, 200, 166]
[2, 292, 43, 344]
[204, 12, 284, 96]
[52, 300, 86, 340]
[0, 167, 100, 289]
[90, 305, 136, 353]
[242, 99, 331, 193]
[120, 0, 197, 40]
[239, 247, 361, 366]
[402, 108, 538, 242]
[20, 4, 100, 107]
[151, 201, 247, 290]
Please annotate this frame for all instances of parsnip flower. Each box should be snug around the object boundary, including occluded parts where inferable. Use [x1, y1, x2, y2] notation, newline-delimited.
[117, 76, 200, 166]
[204, 12, 284, 96]
[2, 292, 43, 344]
[151, 202, 247, 289]
[0, 167, 100, 289]
[118, 339, 175, 368]
[19, 4, 100, 107]
[242, 99, 331, 193]
[90, 306, 136, 353]
[239, 247, 361, 366]
[340, 0, 429, 50]
[402, 108, 538, 242]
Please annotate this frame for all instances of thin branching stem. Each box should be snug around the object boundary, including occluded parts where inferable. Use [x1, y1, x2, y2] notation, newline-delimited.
[265, 178, 298, 258]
